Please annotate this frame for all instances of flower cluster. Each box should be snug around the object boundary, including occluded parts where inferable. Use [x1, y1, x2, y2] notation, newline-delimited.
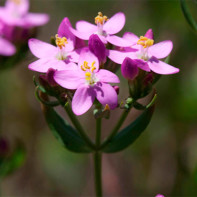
[0, 0, 49, 56]
[28, 12, 179, 115]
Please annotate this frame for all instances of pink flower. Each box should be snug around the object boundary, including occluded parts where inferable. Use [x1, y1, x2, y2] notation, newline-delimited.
[155, 194, 165, 197]
[108, 29, 180, 75]
[54, 49, 120, 115]
[0, 0, 49, 28]
[28, 18, 81, 73]
[69, 12, 131, 47]
[0, 21, 15, 56]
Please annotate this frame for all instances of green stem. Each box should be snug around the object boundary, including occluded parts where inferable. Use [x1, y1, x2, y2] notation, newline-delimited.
[96, 118, 102, 147]
[64, 103, 96, 150]
[99, 106, 133, 150]
[94, 152, 102, 197]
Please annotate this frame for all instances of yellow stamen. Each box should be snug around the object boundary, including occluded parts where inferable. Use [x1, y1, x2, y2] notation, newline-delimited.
[55, 34, 68, 49]
[10, 0, 21, 5]
[85, 72, 91, 81]
[104, 104, 110, 111]
[137, 36, 154, 48]
[95, 12, 108, 25]
[81, 65, 86, 71]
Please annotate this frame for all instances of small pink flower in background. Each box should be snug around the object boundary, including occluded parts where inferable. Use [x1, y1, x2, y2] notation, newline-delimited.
[54, 49, 120, 115]
[0, 21, 15, 56]
[155, 194, 165, 197]
[109, 29, 179, 75]
[69, 12, 132, 47]
[0, 0, 49, 28]
[28, 18, 81, 73]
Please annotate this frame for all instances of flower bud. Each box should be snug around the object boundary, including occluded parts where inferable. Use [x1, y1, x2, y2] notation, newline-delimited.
[46, 68, 57, 87]
[144, 29, 154, 40]
[88, 34, 106, 64]
[143, 73, 153, 86]
[113, 86, 119, 95]
[121, 57, 139, 80]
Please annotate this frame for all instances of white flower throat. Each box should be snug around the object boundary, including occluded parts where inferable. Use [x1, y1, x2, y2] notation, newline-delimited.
[55, 34, 68, 60]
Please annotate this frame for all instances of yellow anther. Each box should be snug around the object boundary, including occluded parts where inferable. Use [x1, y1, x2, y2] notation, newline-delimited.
[104, 104, 110, 111]
[85, 72, 91, 81]
[10, 0, 21, 4]
[81, 65, 86, 71]
[95, 12, 108, 25]
[55, 34, 68, 49]
[137, 36, 154, 48]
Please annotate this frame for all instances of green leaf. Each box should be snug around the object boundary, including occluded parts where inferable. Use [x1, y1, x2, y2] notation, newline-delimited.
[101, 105, 155, 153]
[0, 142, 26, 178]
[180, 0, 197, 31]
[43, 105, 93, 153]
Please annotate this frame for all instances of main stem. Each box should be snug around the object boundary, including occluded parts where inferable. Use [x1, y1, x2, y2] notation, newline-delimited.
[94, 118, 102, 197]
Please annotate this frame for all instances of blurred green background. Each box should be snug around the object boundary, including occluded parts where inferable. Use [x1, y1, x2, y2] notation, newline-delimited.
[0, 0, 197, 196]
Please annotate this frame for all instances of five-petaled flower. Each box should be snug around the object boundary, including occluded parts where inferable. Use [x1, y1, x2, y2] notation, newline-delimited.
[28, 18, 81, 73]
[54, 49, 120, 115]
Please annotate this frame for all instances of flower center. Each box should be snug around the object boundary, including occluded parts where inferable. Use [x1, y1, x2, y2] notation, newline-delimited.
[9, 0, 21, 5]
[95, 12, 108, 36]
[137, 36, 154, 61]
[81, 61, 98, 85]
[137, 36, 154, 48]
[55, 34, 68, 50]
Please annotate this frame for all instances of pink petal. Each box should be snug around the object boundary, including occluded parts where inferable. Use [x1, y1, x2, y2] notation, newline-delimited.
[107, 35, 132, 47]
[135, 59, 150, 72]
[28, 58, 69, 73]
[123, 32, 139, 44]
[69, 25, 93, 40]
[72, 85, 96, 115]
[148, 57, 179, 75]
[78, 48, 99, 72]
[57, 17, 75, 51]
[95, 82, 118, 110]
[24, 13, 49, 27]
[108, 49, 137, 64]
[144, 29, 154, 39]
[103, 12, 125, 35]
[96, 69, 120, 83]
[121, 58, 139, 80]
[76, 20, 97, 33]
[0, 37, 16, 56]
[148, 40, 173, 59]
[68, 48, 82, 63]
[54, 68, 84, 89]
[5, 0, 29, 16]
[28, 38, 57, 59]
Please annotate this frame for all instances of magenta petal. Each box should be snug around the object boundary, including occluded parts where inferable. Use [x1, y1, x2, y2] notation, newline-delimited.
[107, 35, 132, 47]
[28, 39, 57, 58]
[108, 49, 137, 64]
[68, 48, 82, 63]
[0, 37, 16, 56]
[72, 85, 96, 115]
[103, 12, 125, 35]
[121, 58, 139, 80]
[134, 59, 150, 72]
[24, 13, 49, 27]
[123, 32, 139, 44]
[57, 17, 75, 51]
[144, 29, 154, 39]
[96, 69, 120, 83]
[78, 48, 99, 71]
[54, 68, 84, 89]
[148, 40, 173, 59]
[95, 82, 118, 110]
[28, 58, 68, 73]
[69, 25, 93, 40]
[76, 20, 97, 33]
[148, 57, 179, 75]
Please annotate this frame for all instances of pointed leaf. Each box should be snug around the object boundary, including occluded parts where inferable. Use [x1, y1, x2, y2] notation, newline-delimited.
[42, 104, 93, 153]
[101, 105, 155, 153]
